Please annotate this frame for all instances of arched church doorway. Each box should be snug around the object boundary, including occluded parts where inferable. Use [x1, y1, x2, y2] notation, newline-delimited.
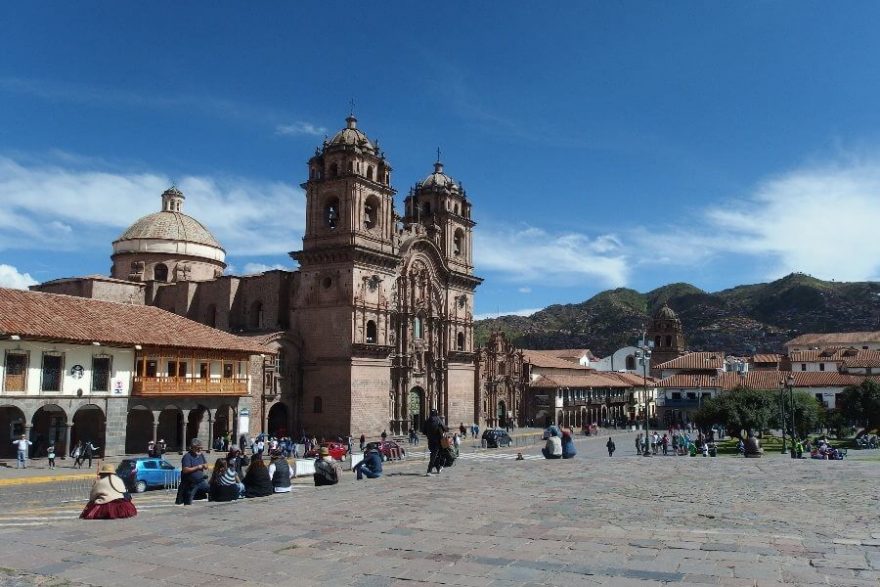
[268, 403, 288, 438]
[408, 387, 425, 432]
[125, 406, 153, 454]
[215, 404, 234, 440]
[71, 404, 105, 456]
[31, 404, 67, 457]
[497, 400, 507, 428]
[186, 406, 208, 447]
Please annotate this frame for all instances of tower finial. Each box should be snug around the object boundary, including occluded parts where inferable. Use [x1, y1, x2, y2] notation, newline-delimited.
[436, 146, 441, 164]
[434, 147, 443, 173]
[349, 98, 355, 117]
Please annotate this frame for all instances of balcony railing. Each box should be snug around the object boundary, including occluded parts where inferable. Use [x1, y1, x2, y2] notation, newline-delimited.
[132, 376, 249, 396]
[656, 397, 700, 408]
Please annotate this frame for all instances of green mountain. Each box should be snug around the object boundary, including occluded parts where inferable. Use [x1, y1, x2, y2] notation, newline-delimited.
[475, 273, 880, 356]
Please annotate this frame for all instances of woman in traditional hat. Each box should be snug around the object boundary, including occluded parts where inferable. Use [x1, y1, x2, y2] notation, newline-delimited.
[80, 463, 137, 519]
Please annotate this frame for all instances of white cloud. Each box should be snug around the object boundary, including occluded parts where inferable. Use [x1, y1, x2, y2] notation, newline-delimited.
[637, 157, 880, 281]
[474, 308, 542, 320]
[0, 264, 37, 289]
[475, 226, 629, 287]
[275, 122, 327, 137]
[242, 262, 289, 274]
[0, 155, 305, 257]
[518, 287, 532, 294]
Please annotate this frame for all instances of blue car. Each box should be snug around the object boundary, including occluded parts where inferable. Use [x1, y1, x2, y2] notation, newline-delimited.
[116, 457, 180, 493]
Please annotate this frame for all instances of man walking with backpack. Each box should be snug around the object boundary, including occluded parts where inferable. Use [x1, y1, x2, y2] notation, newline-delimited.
[423, 409, 447, 476]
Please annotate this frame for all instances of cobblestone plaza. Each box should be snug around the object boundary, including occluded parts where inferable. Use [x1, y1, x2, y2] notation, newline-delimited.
[0, 436, 878, 586]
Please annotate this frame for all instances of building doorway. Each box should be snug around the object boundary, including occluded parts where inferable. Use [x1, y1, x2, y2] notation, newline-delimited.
[408, 387, 425, 432]
[31, 404, 67, 457]
[267, 403, 289, 438]
[497, 400, 507, 428]
[125, 407, 153, 454]
[0, 405, 27, 458]
[71, 404, 105, 456]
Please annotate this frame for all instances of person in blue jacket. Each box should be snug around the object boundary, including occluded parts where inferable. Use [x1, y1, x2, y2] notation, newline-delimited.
[561, 429, 577, 459]
[354, 446, 383, 480]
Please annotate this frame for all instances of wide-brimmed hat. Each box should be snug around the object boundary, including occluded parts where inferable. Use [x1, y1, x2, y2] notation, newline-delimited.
[98, 463, 115, 475]
[319, 447, 330, 457]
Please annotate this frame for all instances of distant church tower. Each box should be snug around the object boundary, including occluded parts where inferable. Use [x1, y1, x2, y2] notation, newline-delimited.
[647, 303, 686, 365]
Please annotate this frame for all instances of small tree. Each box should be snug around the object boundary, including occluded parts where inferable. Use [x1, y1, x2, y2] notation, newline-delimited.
[840, 379, 880, 431]
[696, 386, 775, 439]
[770, 391, 824, 438]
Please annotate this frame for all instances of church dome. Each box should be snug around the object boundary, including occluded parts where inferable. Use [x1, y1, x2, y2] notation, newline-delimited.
[326, 115, 375, 153]
[418, 161, 460, 192]
[654, 303, 678, 320]
[117, 211, 222, 249]
[112, 187, 225, 264]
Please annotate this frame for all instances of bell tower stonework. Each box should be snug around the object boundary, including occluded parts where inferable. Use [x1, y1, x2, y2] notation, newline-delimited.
[291, 119, 482, 438]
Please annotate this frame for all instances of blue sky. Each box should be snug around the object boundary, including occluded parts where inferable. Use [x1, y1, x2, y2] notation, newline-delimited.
[2, 3, 880, 318]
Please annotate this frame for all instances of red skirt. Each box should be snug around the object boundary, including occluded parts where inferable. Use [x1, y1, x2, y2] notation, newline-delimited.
[80, 499, 138, 520]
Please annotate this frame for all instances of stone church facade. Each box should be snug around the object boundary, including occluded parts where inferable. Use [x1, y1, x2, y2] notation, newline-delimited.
[35, 115, 482, 439]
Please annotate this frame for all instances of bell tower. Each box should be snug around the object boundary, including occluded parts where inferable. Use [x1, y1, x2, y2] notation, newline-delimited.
[291, 115, 401, 439]
[402, 154, 475, 275]
[300, 115, 395, 255]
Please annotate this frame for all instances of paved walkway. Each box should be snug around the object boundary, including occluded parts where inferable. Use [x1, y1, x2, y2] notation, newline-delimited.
[3, 433, 877, 586]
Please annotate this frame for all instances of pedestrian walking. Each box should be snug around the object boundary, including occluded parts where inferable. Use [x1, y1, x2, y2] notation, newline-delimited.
[71, 441, 83, 468]
[47, 443, 56, 469]
[82, 440, 99, 468]
[606, 437, 615, 457]
[13, 434, 31, 469]
[635, 433, 642, 455]
[423, 409, 448, 476]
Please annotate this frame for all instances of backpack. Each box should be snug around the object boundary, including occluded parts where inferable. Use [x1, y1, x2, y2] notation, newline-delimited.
[314, 460, 339, 486]
[440, 433, 453, 449]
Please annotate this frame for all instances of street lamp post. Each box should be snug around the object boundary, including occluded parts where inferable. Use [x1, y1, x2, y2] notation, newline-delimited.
[779, 378, 788, 454]
[787, 374, 796, 454]
[636, 345, 652, 456]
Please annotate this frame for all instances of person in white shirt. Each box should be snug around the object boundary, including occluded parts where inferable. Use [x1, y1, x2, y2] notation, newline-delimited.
[267, 452, 295, 493]
[541, 430, 563, 459]
[13, 435, 32, 469]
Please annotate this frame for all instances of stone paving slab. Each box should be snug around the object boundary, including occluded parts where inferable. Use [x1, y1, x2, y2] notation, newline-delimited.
[1, 438, 879, 586]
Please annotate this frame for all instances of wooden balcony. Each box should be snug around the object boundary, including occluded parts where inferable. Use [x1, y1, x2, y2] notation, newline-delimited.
[132, 376, 249, 397]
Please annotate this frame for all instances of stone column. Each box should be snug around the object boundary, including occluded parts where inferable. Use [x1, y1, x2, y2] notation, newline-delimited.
[179, 409, 189, 453]
[63, 424, 72, 460]
[206, 413, 214, 454]
[151, 414, 160, 445]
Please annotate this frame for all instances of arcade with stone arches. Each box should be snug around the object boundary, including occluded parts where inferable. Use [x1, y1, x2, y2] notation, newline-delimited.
[123, 398, 244, 455]
[0, 400, 109, 459]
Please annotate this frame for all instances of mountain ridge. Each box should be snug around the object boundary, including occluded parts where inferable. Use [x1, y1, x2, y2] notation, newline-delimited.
[474, 273, 880, 357]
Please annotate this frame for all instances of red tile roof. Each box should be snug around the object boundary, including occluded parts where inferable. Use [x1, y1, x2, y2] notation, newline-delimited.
[750, 354, 782, 364]
[659, 371, 868, 390]
[530, 372, 638, 389]
[0, 287, 273, 355]
[786, 332, 880, 347]
[655, 352, 725, 371]
[523, 350, 591, 370]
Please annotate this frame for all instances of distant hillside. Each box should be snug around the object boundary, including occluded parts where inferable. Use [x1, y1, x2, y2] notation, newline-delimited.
[475, 274, 880, 357]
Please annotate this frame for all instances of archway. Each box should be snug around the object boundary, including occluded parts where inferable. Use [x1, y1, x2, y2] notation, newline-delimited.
[408, 387, 425, 432]
[71, 404, 105, 456]
[214, 404, 234, 441]
[186, 406, 208, 447]
[0, 405, 27, 458]
[268, 403, 288, 438]
[556, 410, 564, 426]
[157, 406, 183, 451]
[497, 400, 507, 428]
[125, 406, 153, 454]
[31, 404, 67, 457]
[154, 263, 169, 282]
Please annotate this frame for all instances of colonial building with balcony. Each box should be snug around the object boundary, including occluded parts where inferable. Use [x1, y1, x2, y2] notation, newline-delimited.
[0, 287, 271, 458]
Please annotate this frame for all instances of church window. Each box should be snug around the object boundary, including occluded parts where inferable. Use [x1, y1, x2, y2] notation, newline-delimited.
[364, 196, 379, 230]
[330, 163, 338, 178]
[665, 335, 672, 347]
[366, 166, 374, 181]
[413, 317, 423, 339]
[324, 198, 340, 230]
[453, 229, 464, 256]
[625, 355, 636, 370]
[366, 320, 377, 344]
[455, 203, 460, 215]
[154, 263, 169, 282]
[422, 201, 431, 216]
[313, 396, 323, 414]
[654, 335, 662, 348]
[457, 332, 465, 351]
[347, 161, 354, 173]
[322, 277, 332, 289]
[250, 301, 264, 329]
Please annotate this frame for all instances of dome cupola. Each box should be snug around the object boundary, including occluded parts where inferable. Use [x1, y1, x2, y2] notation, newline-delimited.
[110, 187, 226, 283]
